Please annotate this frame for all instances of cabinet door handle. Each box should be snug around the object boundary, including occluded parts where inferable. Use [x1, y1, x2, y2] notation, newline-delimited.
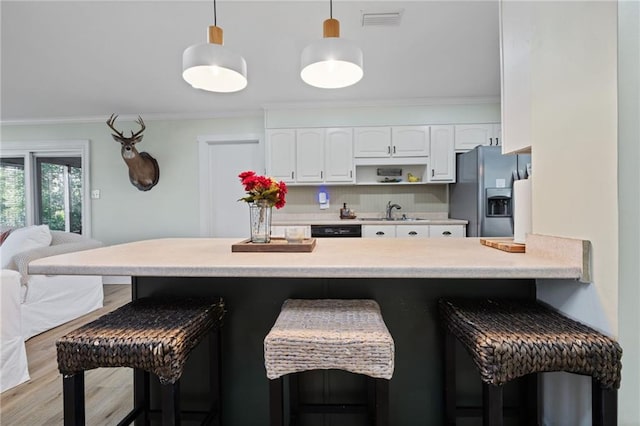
[393, 146, 396, 154]
[496, 137, 499, 145]
[320, 171, 323, 179]
[408, 231, 418, 236]
[442, 231, 452, 236]
[376, 231, 385, 236]
[350, 170, 353, 178]
[387, 146, 391, 154]
[489, 138, 493, 146]
[291, 171, 294, 179]
[431, 169, 435, 177]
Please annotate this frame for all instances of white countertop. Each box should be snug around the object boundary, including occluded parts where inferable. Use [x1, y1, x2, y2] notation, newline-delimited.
[29, 235, 588, 280]
[273, 218, 468, 226]
[271, 212, 468, 226]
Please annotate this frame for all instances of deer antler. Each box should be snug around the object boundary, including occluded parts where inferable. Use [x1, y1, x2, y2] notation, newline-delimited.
[130, 116, 145, 138]
[106, 113, 124, 138]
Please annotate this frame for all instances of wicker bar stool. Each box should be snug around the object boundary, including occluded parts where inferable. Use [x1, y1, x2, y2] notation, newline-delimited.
[56, 297, 225, 426]
[439, 298, 622, 426]
[264, 299, 395, 426]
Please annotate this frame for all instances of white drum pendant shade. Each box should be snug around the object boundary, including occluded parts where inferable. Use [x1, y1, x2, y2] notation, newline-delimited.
[182, 43, 247, 93]
[300, 37, 363, 89]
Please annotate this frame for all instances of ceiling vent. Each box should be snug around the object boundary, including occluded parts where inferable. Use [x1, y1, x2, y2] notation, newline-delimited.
[361, 10, 404, 27]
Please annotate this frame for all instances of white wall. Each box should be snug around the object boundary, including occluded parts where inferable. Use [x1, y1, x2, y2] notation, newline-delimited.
[1, 116, 264, 245]
[2, 101, 499, 244]
[525, 2, 620, 424]
[617, 1, 640, 423]
[265, 100, 500, 128]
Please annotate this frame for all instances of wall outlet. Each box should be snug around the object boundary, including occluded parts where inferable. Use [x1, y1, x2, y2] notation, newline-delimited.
[320, 201, 330, 210]
[91, 189, 100, 199]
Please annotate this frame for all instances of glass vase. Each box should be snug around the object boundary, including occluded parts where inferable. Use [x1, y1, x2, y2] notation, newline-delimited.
[249, 200, 272, 243]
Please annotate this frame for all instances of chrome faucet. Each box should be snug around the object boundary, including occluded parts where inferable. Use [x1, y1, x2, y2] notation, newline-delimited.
[386, 201, 402, 220]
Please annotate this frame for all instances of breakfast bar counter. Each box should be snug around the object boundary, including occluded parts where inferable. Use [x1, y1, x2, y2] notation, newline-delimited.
[29, 235, 588, 426]
[29, 235, 587, 280]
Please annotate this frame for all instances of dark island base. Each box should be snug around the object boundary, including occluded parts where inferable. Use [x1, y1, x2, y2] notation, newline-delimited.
[134, 277, 536, 426]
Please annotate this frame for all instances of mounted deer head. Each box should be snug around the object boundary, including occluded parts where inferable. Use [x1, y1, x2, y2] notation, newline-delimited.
[106, 114, 159, 191]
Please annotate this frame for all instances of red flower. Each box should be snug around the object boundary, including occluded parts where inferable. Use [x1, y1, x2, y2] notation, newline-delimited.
[238, 170, 287, 209]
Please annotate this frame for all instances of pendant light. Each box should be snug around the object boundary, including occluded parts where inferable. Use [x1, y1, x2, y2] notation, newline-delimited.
[182, 0, 247, 93]
[300, 0, 363, 89]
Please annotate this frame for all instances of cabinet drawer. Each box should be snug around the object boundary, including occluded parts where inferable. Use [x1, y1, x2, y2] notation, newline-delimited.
[362, 225, 396, 238]
[429, 225, 465, 238]
[396, 225, 429, 238]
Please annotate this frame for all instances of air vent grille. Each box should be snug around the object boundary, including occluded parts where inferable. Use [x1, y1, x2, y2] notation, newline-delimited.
[361, 10, 404, 27]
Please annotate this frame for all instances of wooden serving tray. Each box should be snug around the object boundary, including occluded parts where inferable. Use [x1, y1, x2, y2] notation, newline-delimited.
[232, 237, 317, 252]
[480, 238, 526, 253]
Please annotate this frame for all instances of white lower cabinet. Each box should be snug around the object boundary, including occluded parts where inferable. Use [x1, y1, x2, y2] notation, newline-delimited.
[429, 225, 466, 238]
[362, 225, 396, 238]
[396, 225, 430, 238]
[363, 224, 465, 238]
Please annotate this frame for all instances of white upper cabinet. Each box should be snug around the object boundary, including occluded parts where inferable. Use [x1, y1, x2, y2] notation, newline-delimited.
[324, 128, 354, 182]
[295, 128, 325, 182]
[354, 127, 392, 157]
[454, 124, 501, 152]
[354, 126, 430, 158]
[428, 125, 455, 182]
[500, 1, 532, 154]
[392, 126, 430, 157]
[268, 127, 354, 185]
[266, 129, 296, 183]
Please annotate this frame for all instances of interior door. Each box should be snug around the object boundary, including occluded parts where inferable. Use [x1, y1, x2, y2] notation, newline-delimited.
[199, 136, 264, 237]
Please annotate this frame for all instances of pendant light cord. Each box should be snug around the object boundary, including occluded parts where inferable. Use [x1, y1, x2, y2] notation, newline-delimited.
[213, 0, 217, 26]
[329, 0, 333, 19]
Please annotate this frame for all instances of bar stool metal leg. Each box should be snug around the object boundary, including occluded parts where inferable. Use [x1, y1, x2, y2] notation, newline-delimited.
[482, 383, 503, 426]
[269, 378, 284, 426]
[592, 377, 618, 426]
[160, 381, 180, 426]
[444, 328, 456, 426]
[520, 374, 539, 426]
[289, 373, 300, 426]
[374, 378, 389, 426]
[63, 373, 85, 426]
[207, 327, 222, 426]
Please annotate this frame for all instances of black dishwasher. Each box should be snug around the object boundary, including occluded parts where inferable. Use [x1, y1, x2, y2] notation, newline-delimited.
[310, 224, 362, 238]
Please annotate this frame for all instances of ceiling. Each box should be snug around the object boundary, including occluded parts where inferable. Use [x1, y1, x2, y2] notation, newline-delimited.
[1, 1, 500, 123]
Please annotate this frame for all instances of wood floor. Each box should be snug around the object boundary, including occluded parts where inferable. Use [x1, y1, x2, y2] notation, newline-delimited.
[0, 285, 133, 425]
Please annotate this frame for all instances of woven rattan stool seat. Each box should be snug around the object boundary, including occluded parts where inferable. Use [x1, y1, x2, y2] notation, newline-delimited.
[439, 298, 622, 390]
[57, 297, 225, 385]
[264, 299, 395, 380]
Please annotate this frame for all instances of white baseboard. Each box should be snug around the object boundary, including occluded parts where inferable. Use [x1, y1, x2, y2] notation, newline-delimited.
[102, 276, 131, 285]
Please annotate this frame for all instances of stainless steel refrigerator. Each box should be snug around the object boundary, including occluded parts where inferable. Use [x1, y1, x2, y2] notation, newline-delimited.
[449, 146, 531, 237]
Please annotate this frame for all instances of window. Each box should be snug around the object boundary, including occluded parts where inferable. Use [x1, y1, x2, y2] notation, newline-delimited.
[0, 157, 26, 228]
[0, 140, 91, 236]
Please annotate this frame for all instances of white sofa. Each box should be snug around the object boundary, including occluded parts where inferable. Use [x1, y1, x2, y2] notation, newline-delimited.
[1, 226, 104, 392]
[1, 269, 29, 392]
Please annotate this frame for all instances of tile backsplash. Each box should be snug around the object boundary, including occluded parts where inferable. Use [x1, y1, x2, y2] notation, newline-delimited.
[279, 185, 449, 217]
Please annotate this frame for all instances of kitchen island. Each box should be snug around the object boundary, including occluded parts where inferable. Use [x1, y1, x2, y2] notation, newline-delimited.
[30, 235, 587, 426]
